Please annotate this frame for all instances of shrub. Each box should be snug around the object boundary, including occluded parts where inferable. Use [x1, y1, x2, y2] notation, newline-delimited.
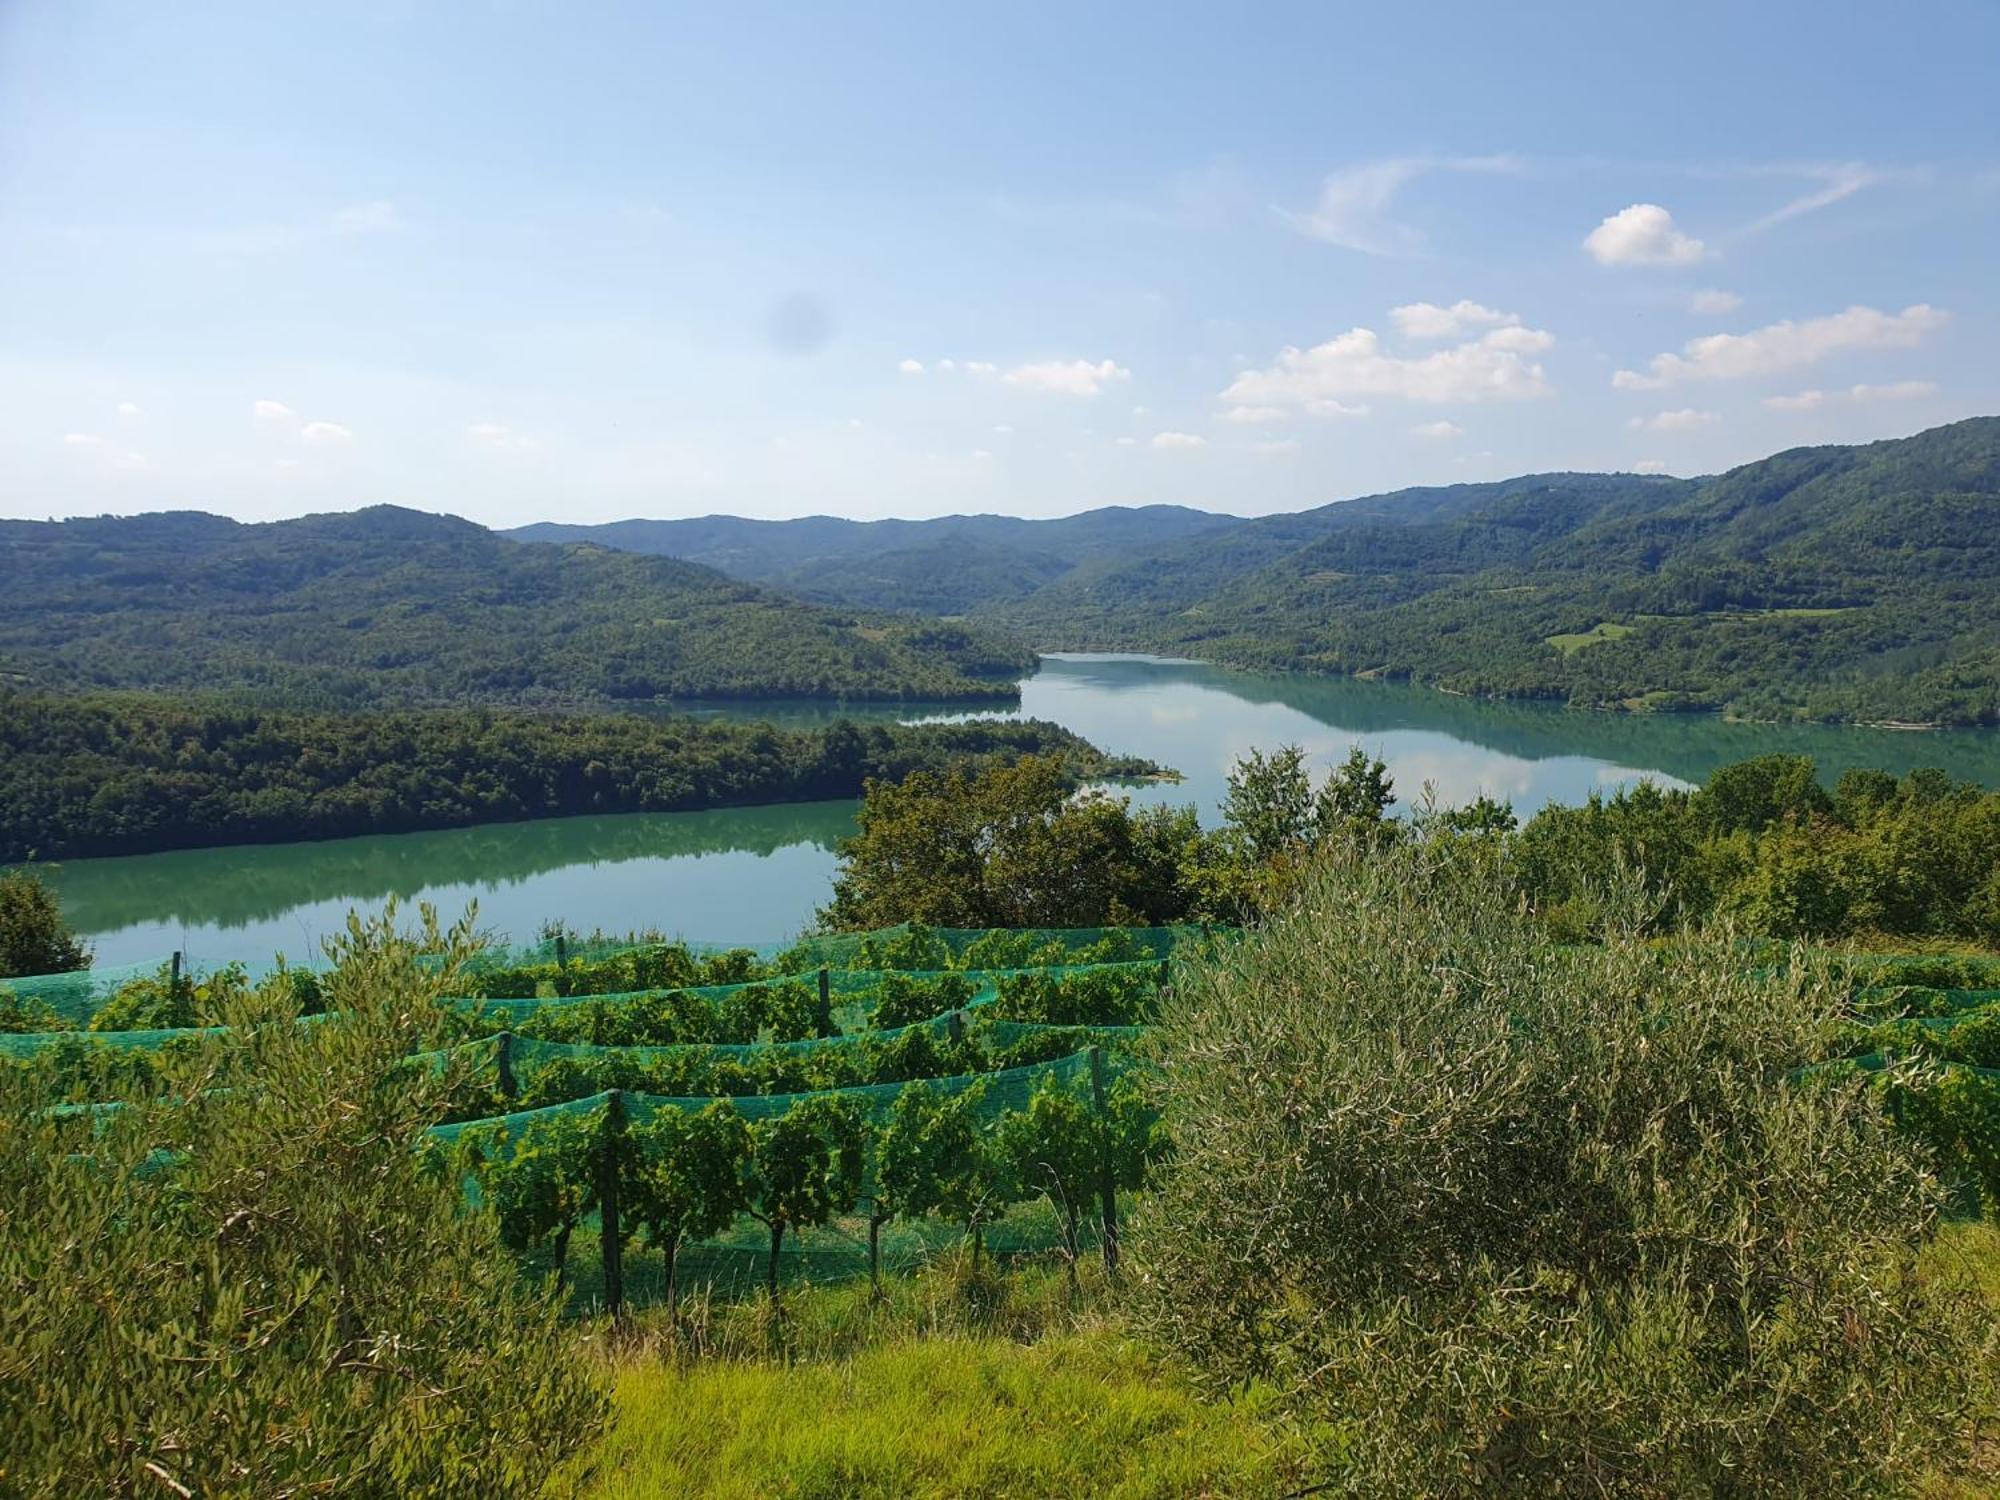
[1134, 841, 1993, 1498]
[0, 870, 91, 979]
[0, 904, 605, 1497]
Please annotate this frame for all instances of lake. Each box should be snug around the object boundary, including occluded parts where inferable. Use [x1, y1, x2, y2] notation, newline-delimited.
[36, 653, 2000, 970]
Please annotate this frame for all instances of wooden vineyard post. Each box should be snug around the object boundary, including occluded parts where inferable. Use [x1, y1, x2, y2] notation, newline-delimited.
[816, 967, 834, 1037]
[947, 1009, 965, 1046]
[169, 950, 183, 999]
[555, 933, 568, 971]
[496, 1031, 516, 1100]
[600, 1089, 627, 1320]
[1089, 1045, 1119, 1277]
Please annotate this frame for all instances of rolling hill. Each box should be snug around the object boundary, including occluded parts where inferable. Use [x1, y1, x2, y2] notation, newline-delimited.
[507, 505, 1238, 614]
[0, 506, 1033, 708]
[991, 418, 2000, 725]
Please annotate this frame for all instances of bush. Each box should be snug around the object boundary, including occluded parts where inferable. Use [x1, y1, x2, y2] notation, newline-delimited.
[0, 870, 91, 979]
[0, 904, 606, 1496]
[1134, 842, 1993, 1498]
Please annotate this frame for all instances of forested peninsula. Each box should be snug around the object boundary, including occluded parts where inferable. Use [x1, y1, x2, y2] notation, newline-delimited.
[0, 694, 1157, 862]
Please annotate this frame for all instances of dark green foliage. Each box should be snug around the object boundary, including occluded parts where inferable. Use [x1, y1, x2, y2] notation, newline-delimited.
[0, 504, 1030, 707]
[0, 871, 90, 979]
[997, 1073, 1154, 1288]
[989, 418, 2000, 726]
[627, 1103, 751, 1316]
[1136, 842, 1993, 1497]
[865, 971, 977, 1029]
[0, 905, 606, 1497]
[0, 692, 1156, 862]
[822, 754, 1230, 930]
[1517, 754, 2000, 943]
[989, 966, 1160, 1026]
[743, 1094, 868, 1296]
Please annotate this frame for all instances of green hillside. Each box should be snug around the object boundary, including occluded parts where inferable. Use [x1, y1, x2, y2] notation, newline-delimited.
[992, 419, 2000, 726]
[507, 504, 1238, 613]
[0, 506, 1032, 708]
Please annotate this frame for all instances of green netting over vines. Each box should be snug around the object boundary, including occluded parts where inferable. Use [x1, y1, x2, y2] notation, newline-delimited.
[0, 921, 1221, 1030]
[425, 1048, 1138, 1302]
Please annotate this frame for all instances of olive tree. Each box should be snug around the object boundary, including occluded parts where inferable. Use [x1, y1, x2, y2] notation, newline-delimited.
[1136, 840, 1993, 1498]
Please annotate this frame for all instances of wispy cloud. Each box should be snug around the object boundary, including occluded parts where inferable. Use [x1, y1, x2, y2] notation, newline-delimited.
[1280, 155, 1521, 255]
[1614, 304, 1947, 389]
[1740, 161, 1882, 234]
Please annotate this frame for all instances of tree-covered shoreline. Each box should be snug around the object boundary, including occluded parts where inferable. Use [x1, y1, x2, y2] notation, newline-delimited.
[0, 694, 1158, 863]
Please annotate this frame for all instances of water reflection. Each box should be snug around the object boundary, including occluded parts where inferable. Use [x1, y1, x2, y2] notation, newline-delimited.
[36, 653, 2000, 968]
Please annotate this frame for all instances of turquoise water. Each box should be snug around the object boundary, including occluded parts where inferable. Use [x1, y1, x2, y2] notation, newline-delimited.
[34, 653, 2000, 969]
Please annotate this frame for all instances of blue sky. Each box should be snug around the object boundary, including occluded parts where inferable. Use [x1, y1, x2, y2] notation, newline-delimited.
[3, 1, 1996, 525]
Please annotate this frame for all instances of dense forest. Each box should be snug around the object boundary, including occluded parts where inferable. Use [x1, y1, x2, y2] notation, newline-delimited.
[509, 505, 1237, 615]
[530, 419, 2000, 726]
[822, 747, 2000, 945]
[0, 506, 1031, 708]
[0, 694, 1156, 863]
[988, 419, 2000, 725]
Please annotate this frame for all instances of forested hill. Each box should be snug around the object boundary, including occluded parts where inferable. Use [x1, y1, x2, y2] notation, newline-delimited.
[992, 418, 2000, 726]
[0, 506, 1032, 708]
[507, 504, 1238, 614]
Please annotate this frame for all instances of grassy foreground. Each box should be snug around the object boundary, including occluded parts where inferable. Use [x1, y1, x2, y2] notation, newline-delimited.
[556, 1224, 1998, 1499]
[553, 1260, 1308, 1499]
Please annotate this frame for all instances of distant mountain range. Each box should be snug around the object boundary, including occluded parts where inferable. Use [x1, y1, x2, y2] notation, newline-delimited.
[507, 505, 1238, 615]
[518, 419, 2000, 725]
[0, 506, 1030, 708]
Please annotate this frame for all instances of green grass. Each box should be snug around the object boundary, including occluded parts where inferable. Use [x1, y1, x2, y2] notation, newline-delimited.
[1545, 620, 1634, 655]
[555, 1261, 1304, 1499]
[553, 1220, 2000, 1499]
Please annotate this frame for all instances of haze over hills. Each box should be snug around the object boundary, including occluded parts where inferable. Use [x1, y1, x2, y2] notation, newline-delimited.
[0, 506, 1030, 708]
[507, 505, 1238, 614]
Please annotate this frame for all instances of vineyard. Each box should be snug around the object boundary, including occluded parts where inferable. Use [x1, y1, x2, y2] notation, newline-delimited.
[5, 919, 1998, 1320]
[4, 923, 1223, 1314]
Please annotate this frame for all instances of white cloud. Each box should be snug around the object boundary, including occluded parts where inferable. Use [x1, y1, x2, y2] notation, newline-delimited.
[1151, 431, 1206, 450]
[301, 420, 353, 445]
[1628, 408, 1719, 432]
[1849, 379, 1938, 402]
[62, 432, 101, 447]
[970, 448, 994, 461]
[897, 358, 924, 375]
[1001, 358, 1130, 397]
[1766, 379, 1938, 412]
[109, 452, 148, 471]
[992, 423, 1014, 434]
[1763, 390, 1827, 411]
[965, 360, 996, 376]
[253, 399, 297, 422]
[1114, 436, 1139, 447]
[1249, 439, 1301, 455]
[1281, 155, 1520, 255]
[1410, 420, 1465, 440]
[116, 401, 142, 420]
[1690, 289, 1742, 315]
[1614, 304, 1948, 388]
[1223, 322, 1553, 413]
[1633, 459, 1672, 475]
[1584, 203, 1707, 266]
[1220, 404, 1290, 425]
[1390, 300, 1519, 341]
